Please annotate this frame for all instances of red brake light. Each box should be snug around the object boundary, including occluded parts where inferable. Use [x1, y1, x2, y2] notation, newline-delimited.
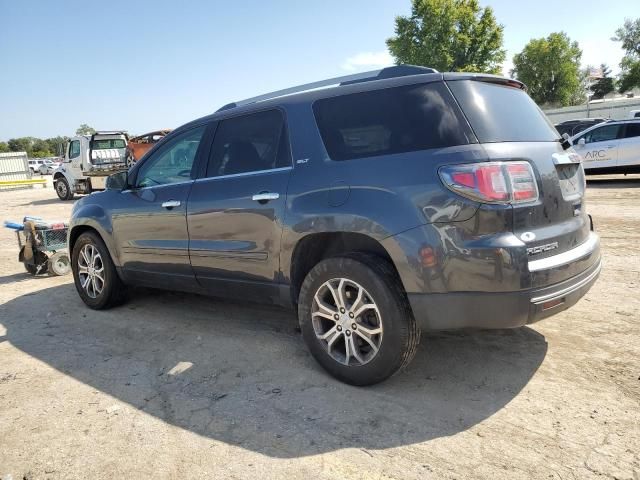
[439, 162, 538, 204]
[505, 163, 537, 202]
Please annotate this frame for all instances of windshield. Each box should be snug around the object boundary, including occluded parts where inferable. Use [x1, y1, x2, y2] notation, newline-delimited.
[91, 139, 126, 149]
[447, 80, 559, 143]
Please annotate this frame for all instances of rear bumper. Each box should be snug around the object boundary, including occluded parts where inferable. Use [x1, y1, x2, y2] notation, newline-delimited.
[409, 242, 601, 331]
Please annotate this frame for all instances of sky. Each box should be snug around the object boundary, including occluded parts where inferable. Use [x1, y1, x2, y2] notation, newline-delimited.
[0, 0, 633, 140]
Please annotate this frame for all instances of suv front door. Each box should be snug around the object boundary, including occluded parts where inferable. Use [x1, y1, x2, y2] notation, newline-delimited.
[112, 125, 207, 290]
[187, 109, 292, 302]
[575, 123, 622, 170]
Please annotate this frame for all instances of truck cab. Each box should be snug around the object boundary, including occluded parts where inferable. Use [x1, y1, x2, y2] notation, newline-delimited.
[53, 131, 129, 200]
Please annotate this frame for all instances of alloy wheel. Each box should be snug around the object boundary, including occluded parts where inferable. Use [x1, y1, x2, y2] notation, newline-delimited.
[311, 278, 383, 366]
[77, 244, 105, 298]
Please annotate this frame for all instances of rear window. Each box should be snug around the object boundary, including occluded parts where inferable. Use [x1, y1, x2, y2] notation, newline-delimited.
[91, 139, 126, 149]
[313, 82, 474, 161]
[448, 80, 559, 143]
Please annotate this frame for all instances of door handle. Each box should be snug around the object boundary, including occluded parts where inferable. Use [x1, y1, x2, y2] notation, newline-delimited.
[161, 200, 181, 209]
[252, 192, 280, 202]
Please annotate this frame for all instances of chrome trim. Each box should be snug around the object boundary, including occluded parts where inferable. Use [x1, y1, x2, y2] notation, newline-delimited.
[531, 260, 601, 304]
[161, 200, 181, 208]
[252, 192, 279, 201]
[194, 166, 292, 182]
[528, 232, 599, 272]
[122, 179, 195, 193]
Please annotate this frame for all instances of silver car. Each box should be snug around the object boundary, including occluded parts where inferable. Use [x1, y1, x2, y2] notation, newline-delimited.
[572, 119, 640, 174]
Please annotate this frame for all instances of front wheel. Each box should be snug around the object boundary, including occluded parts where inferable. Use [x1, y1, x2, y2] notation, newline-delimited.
[55, 177, 74, 201]
[72, 232, 127, 309]
[298, 254, 420, 386]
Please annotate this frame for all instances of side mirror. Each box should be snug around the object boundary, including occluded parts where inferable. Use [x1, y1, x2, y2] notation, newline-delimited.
[106, 171, 128, 190]
[577, 138, 586, 147]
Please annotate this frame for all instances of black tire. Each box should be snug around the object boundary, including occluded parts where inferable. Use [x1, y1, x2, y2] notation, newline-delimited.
[55, 177, 74, 201]
[24, 251, 49, 276]
[71, 231, 127, 309]
[298, 254, 420, 386]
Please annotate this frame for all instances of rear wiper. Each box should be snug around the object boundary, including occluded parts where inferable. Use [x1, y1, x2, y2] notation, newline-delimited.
[559, 133, 572, 151]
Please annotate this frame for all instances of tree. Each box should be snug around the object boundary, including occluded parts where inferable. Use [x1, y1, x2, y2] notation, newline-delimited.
[7, 137, 33, 155]
[0, 142, 9, 153]
[76, 124, 96, 135]
[386, 0, 506, 74]
[591, 64, 616, 99]
[511, 32, 584, 107]
[612, 18, 640, 93]
[45, 136, 69, 157]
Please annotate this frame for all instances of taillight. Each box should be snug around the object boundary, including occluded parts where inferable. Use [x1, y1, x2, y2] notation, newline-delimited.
[439, 161, 538, 204]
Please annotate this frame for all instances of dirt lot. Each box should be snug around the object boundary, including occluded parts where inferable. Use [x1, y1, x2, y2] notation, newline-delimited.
[0, 177, 638, 480]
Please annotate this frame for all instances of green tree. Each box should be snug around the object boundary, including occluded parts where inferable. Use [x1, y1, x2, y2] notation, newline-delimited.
[0, 142, 9, 153]
[7, 137, 33, 155]
[31, 139, 52, 156]
[386, 0, 506, 74]
[76, 124, 96, 135]
[590, 64, 615, 99]
[511, 32, 584, 107]
[45, 136, 68, 156]
[612, 18, 640, 93]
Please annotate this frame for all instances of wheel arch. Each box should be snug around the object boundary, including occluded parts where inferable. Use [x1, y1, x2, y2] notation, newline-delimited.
[68, 217, 121, 270]
[288, 231, 402, 306]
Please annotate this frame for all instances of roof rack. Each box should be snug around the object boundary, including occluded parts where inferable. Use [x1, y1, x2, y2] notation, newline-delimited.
[216, 65, 438, 112]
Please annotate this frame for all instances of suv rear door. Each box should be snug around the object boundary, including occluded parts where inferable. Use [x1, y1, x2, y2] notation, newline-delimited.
[616, 122, 640, 169]
[448, 78, 595, 286]
[187, 109, 292, 302]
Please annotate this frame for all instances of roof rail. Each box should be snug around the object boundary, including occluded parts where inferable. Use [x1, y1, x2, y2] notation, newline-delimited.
[216, 65, 438, 112]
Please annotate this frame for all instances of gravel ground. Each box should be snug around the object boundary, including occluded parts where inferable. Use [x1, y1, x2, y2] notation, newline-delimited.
[0, 177, 638, 480]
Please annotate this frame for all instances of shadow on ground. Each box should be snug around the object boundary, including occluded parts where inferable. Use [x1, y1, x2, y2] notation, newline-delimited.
[587, 177, 640, 189]
[1, 282, 547, 458]
[19, 197, 73, 207]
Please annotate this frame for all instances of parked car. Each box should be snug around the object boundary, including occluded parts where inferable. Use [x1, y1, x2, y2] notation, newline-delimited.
[555, 118, 608, 137]
[629, 109, 640, 119]
[571, 119, 640, 175]
[126, 129, 171, 165]
[27, 159, 46, 174]
[68, 66, 601, 385]
[38, 158, 61, 175]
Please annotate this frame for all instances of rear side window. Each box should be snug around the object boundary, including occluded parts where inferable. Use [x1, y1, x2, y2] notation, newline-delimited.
[448, 80, 559, 143]
[313, 82, 474, 161]
[206, 109, 290, 177]
[623, 122, 640, 139]
[92, 139, 126, 149]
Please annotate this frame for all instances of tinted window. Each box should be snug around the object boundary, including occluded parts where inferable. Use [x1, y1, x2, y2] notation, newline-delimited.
[448, 80, 559, 143]
[69, 140, 80, 159]
[313, 83, 473, 161]
[583, 124, 621, 144]
[136, 126, 205, 188]
[206, 109, 289, 177]
[623, 123, 640, 138]
[92, 139, 126, 149]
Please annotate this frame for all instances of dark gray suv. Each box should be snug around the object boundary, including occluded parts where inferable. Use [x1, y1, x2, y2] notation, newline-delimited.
[68, 66, 601, 385]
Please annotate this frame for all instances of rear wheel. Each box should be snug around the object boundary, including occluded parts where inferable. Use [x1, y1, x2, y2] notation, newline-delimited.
[298, 254, 420, 386]
[72, 232, 127, 309]
[23, 251, 49, 276]
[55, 177, 74, 201]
